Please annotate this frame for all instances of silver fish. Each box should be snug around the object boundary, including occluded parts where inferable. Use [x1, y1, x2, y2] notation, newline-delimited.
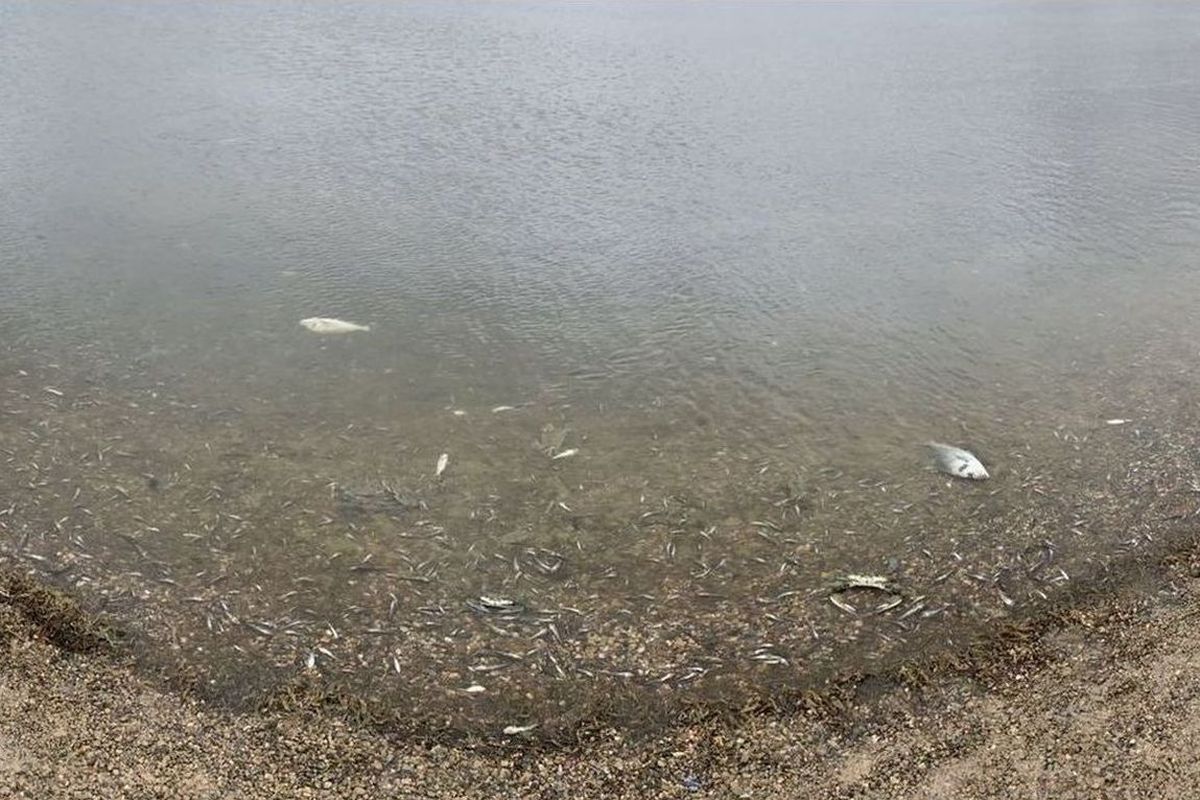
[927, 442, 989, 480]
[839, 574, 894, 591]
[435, 453, 449, 476]
[299, 317, 371, 334]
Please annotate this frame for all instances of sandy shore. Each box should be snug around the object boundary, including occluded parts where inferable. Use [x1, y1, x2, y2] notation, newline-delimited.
[3, 537, 1200, 799]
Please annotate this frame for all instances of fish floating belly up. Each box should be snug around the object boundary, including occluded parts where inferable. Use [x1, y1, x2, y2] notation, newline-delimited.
[927, 442, 989, 480]
[299, 317, 371, 334]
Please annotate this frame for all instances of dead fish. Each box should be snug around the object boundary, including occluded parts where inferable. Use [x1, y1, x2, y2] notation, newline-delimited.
[838, 574, 895, 592]
[829, 595, 856, 614]
[299, 317, 371, 334]
[927, 442, 989, 480]
[875, 596, 904, 613]
[491, 405, 516, 413]
[551, 448, 578, 460]
[435, 453, 449, 476]
[476, 595, 518, 610]
[1105, 418, 1131, 426]
[502, 724, 537, 735]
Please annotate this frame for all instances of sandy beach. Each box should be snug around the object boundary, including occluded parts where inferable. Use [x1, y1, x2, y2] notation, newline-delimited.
[2, 530, 1199, 800]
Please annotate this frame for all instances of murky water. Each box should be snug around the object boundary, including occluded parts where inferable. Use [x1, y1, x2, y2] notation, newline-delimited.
[2, 1, 1200, 729]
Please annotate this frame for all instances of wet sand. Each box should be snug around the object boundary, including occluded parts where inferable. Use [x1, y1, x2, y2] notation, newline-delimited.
[3, 529, 1200, 799]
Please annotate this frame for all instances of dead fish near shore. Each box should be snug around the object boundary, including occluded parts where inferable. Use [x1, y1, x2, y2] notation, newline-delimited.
[828, 573, 902, 615]
[435, 453, 449, 477]
[467, 595, 524, 614]
[927, 442, 989, 480]
[299, 317, 371, 334]
[834, 574, 897, 593]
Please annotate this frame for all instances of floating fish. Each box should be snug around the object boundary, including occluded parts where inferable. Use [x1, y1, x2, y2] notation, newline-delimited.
[927, 442, 989, 480]
[491, 405, 516, 413]
[435, 453, 449, 477]
[502, 724, 537, 735]
[299, 317, 371, 334]
[1105, 418, 1131, 426]
[551, 448, 578, 460]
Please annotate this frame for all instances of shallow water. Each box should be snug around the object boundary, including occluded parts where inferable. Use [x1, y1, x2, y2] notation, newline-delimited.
[2, 1, 1199, 728]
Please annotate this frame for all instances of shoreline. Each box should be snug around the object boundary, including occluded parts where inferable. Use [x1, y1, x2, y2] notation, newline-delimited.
[3, 526, 1200, 797]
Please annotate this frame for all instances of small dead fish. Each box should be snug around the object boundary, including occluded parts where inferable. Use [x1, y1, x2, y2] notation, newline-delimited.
[927, 442, 989, 480]
[491, 405, 516, 413]
[435, 453, 449, 477]
[1105, 418, 1131, 426]
[838, 574, 894, 592]
[502, 724, 537, 735]
[464, 684, 486, 693]
[299, 317, 371, 334]
[477, 595, 517, 610]
[875, 596, 904, 613]
[552, 448, 578, 460]
[829, 595, 856, 614]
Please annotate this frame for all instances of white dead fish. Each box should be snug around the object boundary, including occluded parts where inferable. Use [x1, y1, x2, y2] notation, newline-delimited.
[477, 595, 517, 610]
[464, 684, 486, 694]
[502, 724, 537, 735]
[551, 448, 578, 460]
[927, 442, 989, 480]
[1105, 418, 1131, 426]
[435, 453, 449, 477]
[839, 574, 895, 592]
[491, 405, 516, 413]
[299, 317, 371, 334]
